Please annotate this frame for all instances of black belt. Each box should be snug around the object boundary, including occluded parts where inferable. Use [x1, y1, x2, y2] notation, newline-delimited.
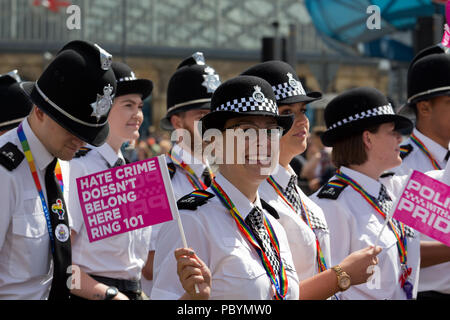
[90, 274, 142, 293]
[417, 290, 450, 300]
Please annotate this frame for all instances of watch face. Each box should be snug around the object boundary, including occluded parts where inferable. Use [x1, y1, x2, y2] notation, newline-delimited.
[105, 287, 118, 299]
[340, 276, 351, 289]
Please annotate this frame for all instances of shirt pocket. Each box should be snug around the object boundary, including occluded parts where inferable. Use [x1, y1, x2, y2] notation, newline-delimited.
[10, 192, 51, 279]
[221, 237, 267, 280]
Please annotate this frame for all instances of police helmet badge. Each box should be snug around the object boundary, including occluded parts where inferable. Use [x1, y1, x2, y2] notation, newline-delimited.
[91, 84, 114, 121]
[287, 73, 299, 89]
[252, 85, 265, 103]
[192, 52, 206, 65]
[202, 66, 221, 93]
[94, 43, 113, 70]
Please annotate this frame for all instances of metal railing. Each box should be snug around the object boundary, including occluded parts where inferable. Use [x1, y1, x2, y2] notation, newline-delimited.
[0, 0, 334, 57]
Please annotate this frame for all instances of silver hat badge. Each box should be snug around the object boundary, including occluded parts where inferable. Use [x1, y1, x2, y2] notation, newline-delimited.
[252, 85, 265, 103]
[90, 84, 114, 121]
[94, 44, 113, 70]
[287, 73, 299, 89]
[202, 66, 221, 93]
[192, 52, 205, 65]
[1, 69, 21, 83]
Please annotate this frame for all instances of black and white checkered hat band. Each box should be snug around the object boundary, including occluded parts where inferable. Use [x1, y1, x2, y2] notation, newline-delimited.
[327, 104, 394, 130]
[217, 97, 278, 114]
[273, 81, 306, 101]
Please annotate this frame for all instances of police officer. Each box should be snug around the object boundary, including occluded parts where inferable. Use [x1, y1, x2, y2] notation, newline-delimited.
[312, 87, 450, 300]
[152, 75, 300, 299]
[243, 61, 381, 299]
[64, 61, 153, 300]
[391, 44, 450, 299]
[161, 52, 220, 200]
[0, 70, 33, 135]
[146, 52, 221, 296]
[0, 40, 116, 299]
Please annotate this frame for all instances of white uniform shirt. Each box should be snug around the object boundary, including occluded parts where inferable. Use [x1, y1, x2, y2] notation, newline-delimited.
[311, 167, 421, 300]
[151, 173, 299, 300]
[390, 128, 450, 294]
[258, 164, 331, 281]
[63, 143, 152, 280]
[151, 143, 209, 261]
[392, 128, 450, 176]
[0, 119, 53, 299]
[168, 143, 208, 200]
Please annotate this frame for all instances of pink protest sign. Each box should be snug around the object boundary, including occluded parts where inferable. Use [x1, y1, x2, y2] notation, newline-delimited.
[392, 170, 450, 246]
[76, 155, 177, 242]
[441, 1, 450, 48]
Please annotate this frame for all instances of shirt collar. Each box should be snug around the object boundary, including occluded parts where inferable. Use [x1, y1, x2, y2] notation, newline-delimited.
[271, 164, 296, 190]
[340, 166, 385, 199]
[413, 128, 450, 163]
[94, 142, 124, 167]
[22, 118, 54, 171]
[172, 143, 206, 178]
[214, 173, 263, 221]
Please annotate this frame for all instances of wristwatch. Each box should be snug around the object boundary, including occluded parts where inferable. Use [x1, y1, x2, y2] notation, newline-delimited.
[331, 265, 351, 291]
[104, 286, 119, 300]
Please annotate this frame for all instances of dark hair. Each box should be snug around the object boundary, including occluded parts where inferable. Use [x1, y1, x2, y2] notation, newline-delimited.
[331, 125, 379, 168]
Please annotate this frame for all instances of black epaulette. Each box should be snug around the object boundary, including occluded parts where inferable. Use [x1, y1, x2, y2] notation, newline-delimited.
[399, 144, 413, 160]
[167, 162, 176, 179]
[260, 199, 280, 219]
[317, 179, 348, 200]
[380, 171, 395, 178]
[74, 147, 92, 158]
[177, 190, 214, 210]
[0, 142, 24, 171]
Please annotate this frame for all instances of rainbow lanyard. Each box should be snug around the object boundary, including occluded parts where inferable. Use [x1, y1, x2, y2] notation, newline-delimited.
[17, 123, 55, 253]
[335, 170, 411, 289]
[210, 179, 288, 300]
[167, 148, 209, 190]
[267, 176, 328, 273]
[410, 133, 442, 170]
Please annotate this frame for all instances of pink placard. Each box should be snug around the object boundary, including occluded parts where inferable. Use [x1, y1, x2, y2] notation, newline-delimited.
[76, 155, 176, 242]
[392, 170, 450, 246]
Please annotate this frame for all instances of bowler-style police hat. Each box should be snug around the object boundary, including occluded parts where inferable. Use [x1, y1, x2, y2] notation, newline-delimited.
[160, 52, 221, 130]
[321, 87, 413, 147]
[241, 60, 322, 105]
[0, 70, 33, 132]
[200, 75, 293, 134]
[21, 40, 117, 147]
[112, 61, 153, 100]
[406, 44, 450, 105]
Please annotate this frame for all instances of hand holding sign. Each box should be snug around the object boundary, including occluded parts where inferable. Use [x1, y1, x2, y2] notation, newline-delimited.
[76, 155, 200, 293]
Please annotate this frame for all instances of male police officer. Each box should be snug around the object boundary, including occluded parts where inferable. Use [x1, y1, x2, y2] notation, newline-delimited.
[161, 52, 221, 199]
[0, 40, 116, 300]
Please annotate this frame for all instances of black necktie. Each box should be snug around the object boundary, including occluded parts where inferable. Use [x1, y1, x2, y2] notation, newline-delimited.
[445, 150, 450, 162]
[107, 158, 124, 168]
[245, 207, 280, 277]
[201, 167, 212, 187]
[44, 158, 72, 300]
